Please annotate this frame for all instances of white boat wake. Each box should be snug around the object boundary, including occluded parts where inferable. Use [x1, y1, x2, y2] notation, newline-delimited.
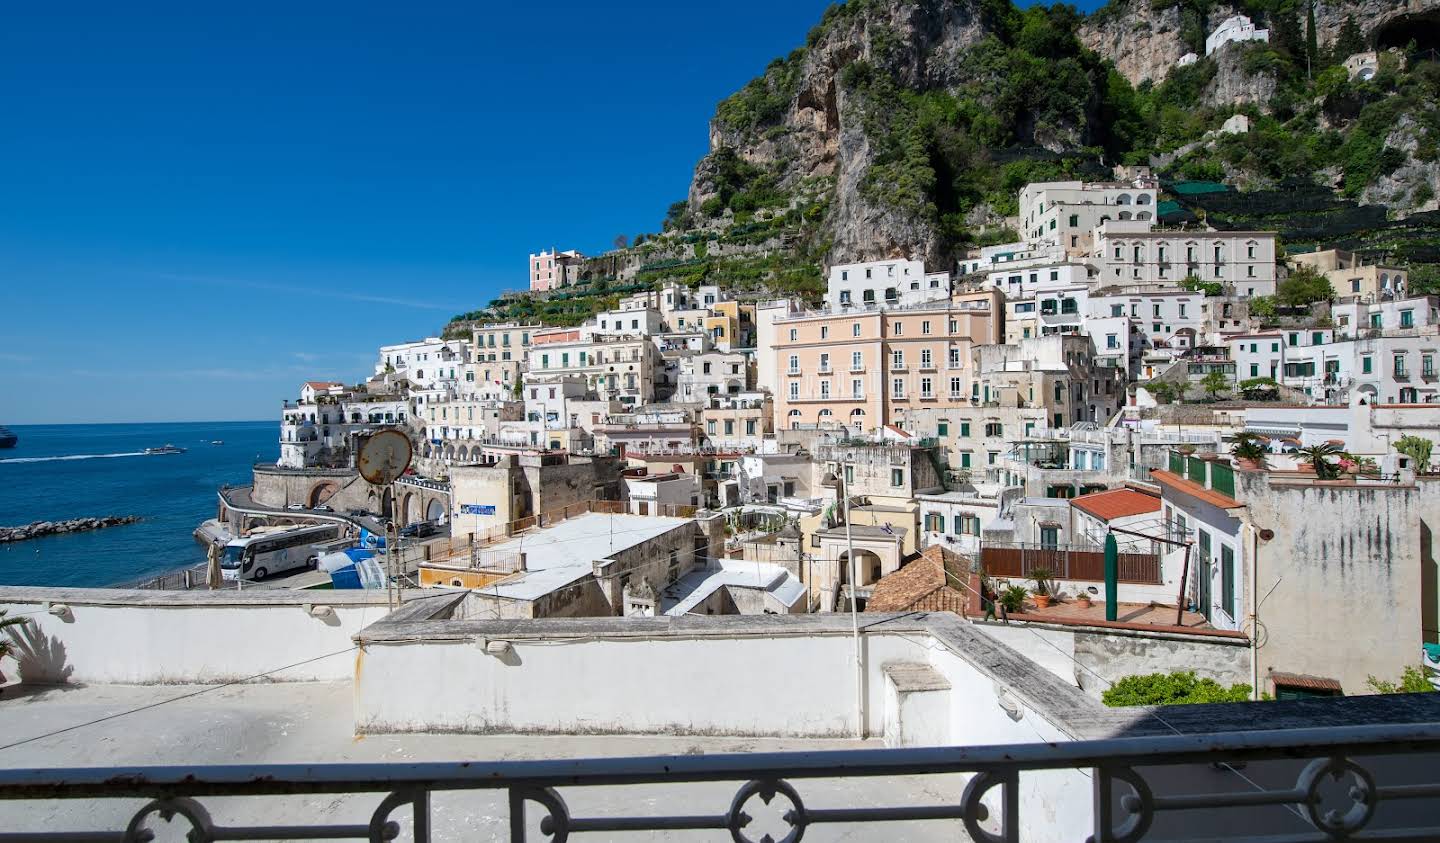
[0, 451, 149, 464]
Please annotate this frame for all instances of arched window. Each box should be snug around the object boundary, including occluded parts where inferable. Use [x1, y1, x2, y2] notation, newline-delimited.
[1116, 193, 1132, 205]
[1136, 193, 1152, 205]
[850, 408, 865, 416]
[1118, 211, 1132, 221]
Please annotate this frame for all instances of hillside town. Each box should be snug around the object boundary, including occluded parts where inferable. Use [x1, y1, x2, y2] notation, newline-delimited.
[239, 164, 1440, 702]
[6, 4, 1440, 839]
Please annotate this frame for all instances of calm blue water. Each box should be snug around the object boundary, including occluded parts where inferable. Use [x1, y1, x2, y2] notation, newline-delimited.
[0, 422, 276, 586]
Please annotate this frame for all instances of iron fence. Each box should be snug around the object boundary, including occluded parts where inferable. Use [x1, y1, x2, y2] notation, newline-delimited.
[1, 723, 1437, 841]
[982, 541, 1162, 584]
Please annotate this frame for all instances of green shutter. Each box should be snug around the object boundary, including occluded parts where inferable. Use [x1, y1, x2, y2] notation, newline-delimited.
[1169, 451, 1184, 474]
[1211, 463, 1235, 497]
[1187, 456, 1206, 483]
[1221, 545, 1235, 617]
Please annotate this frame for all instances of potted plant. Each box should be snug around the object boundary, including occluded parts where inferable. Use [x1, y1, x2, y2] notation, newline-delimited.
[999, 584, 1028, 615]
[1075, 590, 1093, 609]
[1029, 567, 1055, 609]
[1231, 435, 1268, 470]
[0, 609, 28, 694]
[1297, 443, 1343, 480]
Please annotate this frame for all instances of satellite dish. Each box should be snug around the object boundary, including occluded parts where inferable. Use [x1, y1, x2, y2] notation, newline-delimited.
[356, 429, 413, 486]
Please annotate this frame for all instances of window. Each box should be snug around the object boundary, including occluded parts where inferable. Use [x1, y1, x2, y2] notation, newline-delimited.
[891, 468, 904, 487]
[892, 377, 905, 398]
[851, 351, 863, 370]
[960, 421, 971, 437]
[1040, 526, 1059, 549]
[844, 465, 854, 484]
[839, 291, 851, 305]
[1401, 310, 1414, 328]
[1106, 334, 1119, 349]
[960, 452, 971, 468]
[853, 322, 862, 337]
[820, 381, 831, 399]
[851, 378, 863, 399]
[937, 421, 949, 437]
[821, 325, 829, 339]
[707, 420, 717, 435]
[948, 348, 961, 368]
[1394, 354, 1408, 377]
[1288, 332, 1298, 347]
[1271, 342, 1279, 353]
[819, 353, 830, 373]
[1220, 545, 1235, 618]
[788, 382, 799, 400]
[922, 320, 931, 335]
[949, 376, 962, 396]
[1312, 331, 1324, 345]
[863, 289, 875, 304]
[949, 319, 957, 333]
[789, 328, 797, 341]
[892, 321, 903, 336]
[985, 422, 1003, 437]
[891, 350, 904, 369]
[1068, 213, 1078, 227]
[746, 419, 757, 435]
[788, 355, 799, 374]
[1111, 304, 1123, 317]
[920, 377, 933, 398]
[920, 349, 932, 368]
[1424, 355, 1435, 377]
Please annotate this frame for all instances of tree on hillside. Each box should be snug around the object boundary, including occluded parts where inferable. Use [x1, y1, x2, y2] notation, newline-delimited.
[1329, 17, 1365, 66]
[1200, 370, 1229, 401]
[1238, 377, 1279, 400]
[1275, 265, 1333, 307]
[613, 234, 629, 250]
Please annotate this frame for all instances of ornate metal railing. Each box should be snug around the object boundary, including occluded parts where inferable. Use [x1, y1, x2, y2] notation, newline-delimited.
[1, 723, 1438, 841]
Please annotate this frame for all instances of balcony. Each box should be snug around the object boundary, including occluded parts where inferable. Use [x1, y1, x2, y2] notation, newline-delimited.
[1, 591, 1438, 842]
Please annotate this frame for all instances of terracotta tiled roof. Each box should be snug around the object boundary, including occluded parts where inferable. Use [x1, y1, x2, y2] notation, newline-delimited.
[865, 545, 967, 614]
[1149, 470, 1242, 509]
[1071, 488, 1161, 522]
[305, 381, 343, 389]
[1269, 671, 1343, 692]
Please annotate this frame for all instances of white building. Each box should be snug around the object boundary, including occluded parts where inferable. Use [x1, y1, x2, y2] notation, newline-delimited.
[983, 260, 1093, 298]
[825, 258, 951, 310]
[676, 351, 749, 403]
[1092, 221, 1278, 296]
[917, 484, 1018, 557]
[586, 308, 664, 339]
[1206, 15, 1269, 56]
[1089, 288, 1209, 356]
[1018, 180, 1159, 256]
[376, 338, 471, 393]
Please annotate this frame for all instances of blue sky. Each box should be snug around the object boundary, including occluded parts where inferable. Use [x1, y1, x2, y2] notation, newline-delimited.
[0, 0, 1101, 424]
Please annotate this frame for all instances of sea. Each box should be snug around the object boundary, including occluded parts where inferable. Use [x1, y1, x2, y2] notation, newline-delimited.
[0, 421, 276, 587]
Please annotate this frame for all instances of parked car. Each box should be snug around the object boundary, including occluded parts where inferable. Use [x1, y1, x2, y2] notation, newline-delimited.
[286, 503, 305, 511]
[400, 522, 437, 539]
[347, 508, 369, 517]
[314, 505, 334, 513]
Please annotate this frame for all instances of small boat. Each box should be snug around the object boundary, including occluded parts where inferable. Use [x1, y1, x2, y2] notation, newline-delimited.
[210, 440, 224, 446]
[0, 427, 16, 449]
[144, 444, 187, 455]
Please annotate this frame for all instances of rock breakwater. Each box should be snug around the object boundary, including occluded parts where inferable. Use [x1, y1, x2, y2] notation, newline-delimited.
[0, 516, 142, 543]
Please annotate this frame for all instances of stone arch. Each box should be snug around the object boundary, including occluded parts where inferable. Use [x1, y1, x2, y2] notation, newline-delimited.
[1118, 211, 1133, 221]
[426, 498, 447, 524]
[457, 445, 470, 462]
[1136, 211, 1152, 221]
[308, 482, 339, 509]
[381, 488, 394, 520]
[403, 492, 419, 525]
[1135, 193, 1152, 205]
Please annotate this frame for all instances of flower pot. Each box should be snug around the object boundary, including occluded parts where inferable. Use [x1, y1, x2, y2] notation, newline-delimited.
[1296, 462, 1316, 474]
[1033, 594, 1052, 609]
[1236, 457, 1261, 470]
[1076, 596, 1092, 609]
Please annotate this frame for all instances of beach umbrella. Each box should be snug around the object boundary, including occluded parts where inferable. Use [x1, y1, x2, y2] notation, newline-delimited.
[206, 543, 223, 590]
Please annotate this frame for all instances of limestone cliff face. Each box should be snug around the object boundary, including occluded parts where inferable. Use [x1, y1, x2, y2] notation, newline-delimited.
[1081, 0, 1440, 88]
[687, 0, 999, 265]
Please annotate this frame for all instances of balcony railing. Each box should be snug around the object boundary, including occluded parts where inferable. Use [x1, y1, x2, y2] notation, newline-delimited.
[4, 723, 1438, 842]
[982, 541, 1162, 584]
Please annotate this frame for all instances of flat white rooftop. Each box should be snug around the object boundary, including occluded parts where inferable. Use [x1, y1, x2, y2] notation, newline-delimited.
[0, 681, 969, 841]
[483, 512, 692, 602]
[661, 559, 805, 616]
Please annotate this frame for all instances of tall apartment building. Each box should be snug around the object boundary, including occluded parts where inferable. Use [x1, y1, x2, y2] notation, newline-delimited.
[770, 291, 1002, 432]
[526, 334, 661, 406]
[1018, 179, 1159, 256]
[1092, 221, 1278, 296]
[528, 249, 586, 292]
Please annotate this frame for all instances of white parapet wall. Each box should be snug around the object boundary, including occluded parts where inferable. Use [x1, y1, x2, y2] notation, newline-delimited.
[0, 587, 398, 684]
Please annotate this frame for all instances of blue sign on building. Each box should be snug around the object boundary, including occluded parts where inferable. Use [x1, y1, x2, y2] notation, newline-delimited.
[461, 504, 496, 516]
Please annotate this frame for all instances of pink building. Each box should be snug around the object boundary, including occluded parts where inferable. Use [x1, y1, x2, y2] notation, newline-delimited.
[529, 249, 586, 292]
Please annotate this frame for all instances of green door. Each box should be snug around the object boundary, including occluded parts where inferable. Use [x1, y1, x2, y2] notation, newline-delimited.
[1197, 531, 1212, 621]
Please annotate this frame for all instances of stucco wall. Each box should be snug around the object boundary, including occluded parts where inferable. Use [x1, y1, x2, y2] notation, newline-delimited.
[250, 466, 368, 511]
[1241, 473, 1433, 694]
[975, 621, 1252, 700]
[0, 587, 392, 684]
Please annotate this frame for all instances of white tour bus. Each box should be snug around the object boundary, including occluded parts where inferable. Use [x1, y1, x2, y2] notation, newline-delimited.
[221, 524, 340, 581]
